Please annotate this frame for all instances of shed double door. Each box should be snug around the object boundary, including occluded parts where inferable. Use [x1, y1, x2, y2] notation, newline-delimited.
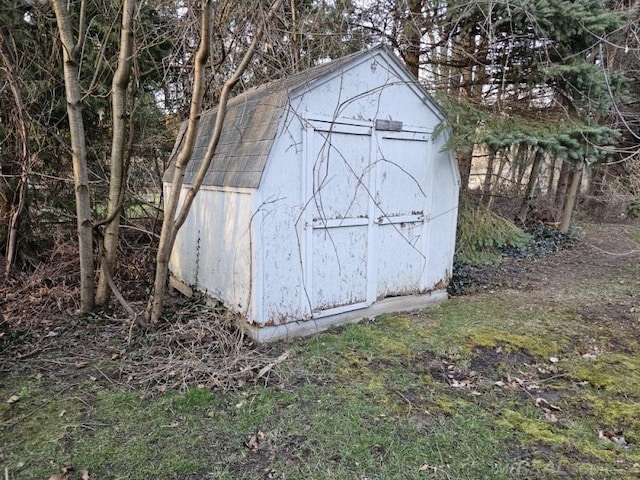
[304, 121, 432, 317]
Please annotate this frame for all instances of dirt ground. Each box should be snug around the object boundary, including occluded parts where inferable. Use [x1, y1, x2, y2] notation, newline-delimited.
[502, 222, 637, 282]
[463, 220, 639, 321]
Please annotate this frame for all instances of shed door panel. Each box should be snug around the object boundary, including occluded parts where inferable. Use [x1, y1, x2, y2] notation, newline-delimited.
[375, 133, 429, 218]
[376, 223, 425, 297]
[311, 127, 370, 220]
[374, 134, 430, 298]
[311, 226, 368, 311]
[308, 127, 371, 314]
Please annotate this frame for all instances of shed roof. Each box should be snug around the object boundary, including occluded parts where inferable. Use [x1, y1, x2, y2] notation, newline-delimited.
[166, 45, 441, 189]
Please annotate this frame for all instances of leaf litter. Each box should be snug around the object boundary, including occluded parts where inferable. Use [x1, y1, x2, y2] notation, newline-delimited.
[1, 238, 289, 393]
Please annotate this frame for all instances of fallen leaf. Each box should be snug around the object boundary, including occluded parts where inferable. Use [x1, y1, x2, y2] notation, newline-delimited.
[599, 428, 627, 446]
[245, 429, 266, 452]
[48, 466, 69, 480]
[549, 357, 559, 363]
[612, 436, 628, 446]
[48, 474, 67, 480]
[535, 397, 561, 411]
[111, 353, 120, 360]
[245, 436, 259, 452]
[451, 378, 474, 389]
[494, 380, 505, 387]
[7, 394, 20, 404]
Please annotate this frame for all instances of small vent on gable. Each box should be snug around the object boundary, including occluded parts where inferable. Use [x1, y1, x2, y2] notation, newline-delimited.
[375, 119, 403, 131]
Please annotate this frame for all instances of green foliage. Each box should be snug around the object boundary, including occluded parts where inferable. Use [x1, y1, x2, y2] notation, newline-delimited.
[455, 196, 532, 265]
[432, 0, 628, 188]
[544, 59, 629, 116]
[437, 94, 621, 166]
[503, 224, 578, 257]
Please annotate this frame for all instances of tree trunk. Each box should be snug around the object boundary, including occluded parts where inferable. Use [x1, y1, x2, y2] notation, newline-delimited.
[96, 0, 136, 306]
[588, 162, 606, 197]
[515, 145, 529, 193]
[547, 156, 557, 198]
[554, 160, 571, 216]
[482, 146, 497, 204]
[508, 143, 526, 191]
[448, 10, 482, 192]
[53, 0, 95, 313]
[457, 150, 473, 190]
[517, 149, 544, 225]
[147, 0, 212, 324]
[402, 0, 423, 79]
[147, 0, 284, 324]
[560, 162, 583, 233]
[488, 150, 508, 209]
[288, 0, 301, 72]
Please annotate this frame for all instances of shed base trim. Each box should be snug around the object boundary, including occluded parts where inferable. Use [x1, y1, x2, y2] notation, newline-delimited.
[244, 291, 448, 343]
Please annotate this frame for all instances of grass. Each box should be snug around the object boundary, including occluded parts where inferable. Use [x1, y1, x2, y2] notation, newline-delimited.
[2, 233, 639, 479]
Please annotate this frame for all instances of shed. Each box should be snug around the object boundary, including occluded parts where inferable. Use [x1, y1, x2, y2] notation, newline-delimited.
[165, 45, 460, 342]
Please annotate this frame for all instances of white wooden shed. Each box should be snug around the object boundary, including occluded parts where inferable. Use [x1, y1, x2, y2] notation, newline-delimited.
[165, 45, 460, 342]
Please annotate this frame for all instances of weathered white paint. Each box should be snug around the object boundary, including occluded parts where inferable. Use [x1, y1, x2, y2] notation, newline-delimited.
[169, 185, 255, 317]
[167, 46, 459, 340]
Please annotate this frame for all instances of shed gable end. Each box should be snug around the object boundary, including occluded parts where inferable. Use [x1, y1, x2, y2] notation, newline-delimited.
[165, 45, 447, 190]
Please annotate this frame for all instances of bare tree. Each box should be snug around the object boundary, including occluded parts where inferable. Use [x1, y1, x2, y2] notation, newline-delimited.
[0, 28, 31, 276]
[560, 163, 584, 232]
[95, 0, 136, 305]
[52, 0, 94, 312]
[147, 0, 284, 324]
[517, 149, 544, 225]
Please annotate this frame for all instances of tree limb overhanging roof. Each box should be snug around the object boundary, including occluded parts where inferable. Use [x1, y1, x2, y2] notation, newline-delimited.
[164, 44, 442, 189]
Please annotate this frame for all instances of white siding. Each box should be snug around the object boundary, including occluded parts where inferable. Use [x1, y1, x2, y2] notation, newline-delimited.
[293, 52, 442, 130]
[256, 117, 309, 326]
[169, 186, 255, 315]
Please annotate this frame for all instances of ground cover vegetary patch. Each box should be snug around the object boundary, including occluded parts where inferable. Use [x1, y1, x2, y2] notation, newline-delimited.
[1, 222, 639, 479]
